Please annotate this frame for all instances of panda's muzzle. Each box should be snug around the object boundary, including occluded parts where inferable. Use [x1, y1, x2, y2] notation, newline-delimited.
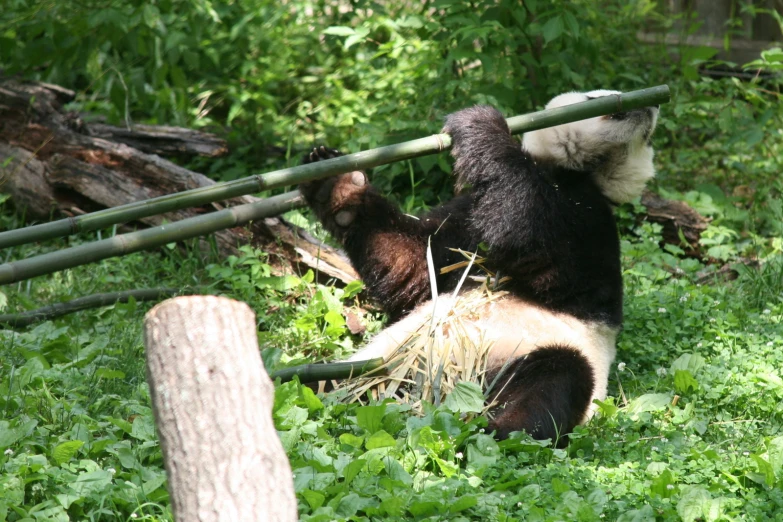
[607, 106, 658, 121]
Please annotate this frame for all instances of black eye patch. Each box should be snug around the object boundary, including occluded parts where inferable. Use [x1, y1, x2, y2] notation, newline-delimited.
[608, 111, 629, 121]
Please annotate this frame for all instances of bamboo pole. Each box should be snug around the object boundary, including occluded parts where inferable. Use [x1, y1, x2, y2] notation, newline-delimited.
[0, 287, 204, 328]
[271, 358, 387, 383]
[0, 192, 301, 285]
[0, 85, 670, 250]
[0, 86, 670, 285]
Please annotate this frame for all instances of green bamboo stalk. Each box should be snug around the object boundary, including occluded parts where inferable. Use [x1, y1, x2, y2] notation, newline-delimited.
[0, 191, 302, 285]
[0, 85, 670, 250]
[271, 358, 387, 384]
[0, 287, 204, 328]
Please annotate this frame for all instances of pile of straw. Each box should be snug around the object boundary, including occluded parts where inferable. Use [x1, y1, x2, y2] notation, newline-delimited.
[335, 280, 506, 414]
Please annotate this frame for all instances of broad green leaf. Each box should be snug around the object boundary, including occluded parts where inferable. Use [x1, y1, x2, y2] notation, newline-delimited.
[339, 433, 364, 448]
[409, 501, 440, 517]
[768, 436, 783, 479]
[52, 440, 84, 465]
[380, 496, 406, 517]
[70, 470, 113, 496]
[587, 488, 608, 510]
[130, 415, 156, 442]
[383, 457, 413, 485]
[342, 458, 366, 484]
[323, 310, 345, 327]
[298, 385, 324, 413]
[443, 381, 484, 413]
[323, 26, 356, 36]
[356, 405, 385, 433]
[449, 495, 477, 513]
[0, 419, 37, 449]
[563, 11, 579, 37]
[752, 454, 775, 486]
[551, 476, 570, 494]
[674, 370, 699, 393]
[617, 505, 655, 522]
[541, 16, 564, 44]
[677, 486, 711, 522]
[365, 430, 396, 450]
[626, 393, 672, 415]
[55, 492, 82, 509]
[301, 489, 325, 510]
[650, 469, 675, 498]
[141, 473, 167, 495]
[342, 280, 364, 299]
[671, 353, 706, 373]
[594, 398, 618, 418]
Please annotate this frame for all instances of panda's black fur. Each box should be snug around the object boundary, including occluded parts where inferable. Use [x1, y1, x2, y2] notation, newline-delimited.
[299, 90, 659, 443]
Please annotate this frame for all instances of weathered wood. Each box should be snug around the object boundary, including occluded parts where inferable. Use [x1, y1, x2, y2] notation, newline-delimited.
[0, 78, 358, 283]
[144, 296, 297, 522]
[88, 123, 227, 158]
[641, 190, 709, 253]
[0, 143, 58, 218]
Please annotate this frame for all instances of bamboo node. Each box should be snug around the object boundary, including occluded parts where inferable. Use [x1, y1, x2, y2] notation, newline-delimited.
[254, 174, 267, 190]
[68, 215, 79, 234]
[435, 133, 447, 152]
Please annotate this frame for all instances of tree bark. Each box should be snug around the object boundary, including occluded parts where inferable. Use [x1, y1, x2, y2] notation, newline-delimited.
[641, 190, 709, 254]
[144, 296, 297, 522]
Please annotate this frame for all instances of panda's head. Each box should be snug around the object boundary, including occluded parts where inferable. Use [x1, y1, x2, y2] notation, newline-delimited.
[522, 89, 659, 204]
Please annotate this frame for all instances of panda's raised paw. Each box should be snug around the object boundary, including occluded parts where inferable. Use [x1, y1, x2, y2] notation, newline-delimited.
[299, 146, 368, 235]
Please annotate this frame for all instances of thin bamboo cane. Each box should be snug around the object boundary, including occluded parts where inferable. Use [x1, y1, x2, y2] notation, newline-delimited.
[0, 192, 302, 285]
[0, 85, 670, 250]
[0, 287, 202, 328]
[271, 358, 387, 384]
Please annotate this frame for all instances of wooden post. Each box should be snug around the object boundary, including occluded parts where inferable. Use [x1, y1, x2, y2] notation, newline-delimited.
[143, 296, 297, 522]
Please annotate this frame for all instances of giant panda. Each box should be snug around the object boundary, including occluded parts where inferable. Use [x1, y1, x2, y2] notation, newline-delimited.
[299, 90, 659, 443]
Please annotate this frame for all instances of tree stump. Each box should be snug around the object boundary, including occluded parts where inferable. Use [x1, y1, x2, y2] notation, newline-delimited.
[143, 296, 297, 522]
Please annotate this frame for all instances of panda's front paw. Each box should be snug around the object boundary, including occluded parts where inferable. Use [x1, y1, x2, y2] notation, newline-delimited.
[442, 105, 510, 157]
[299, 146, 368, 237]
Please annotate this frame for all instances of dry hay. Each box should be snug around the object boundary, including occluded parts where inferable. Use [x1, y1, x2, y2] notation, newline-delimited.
[334, 281, 507, 414]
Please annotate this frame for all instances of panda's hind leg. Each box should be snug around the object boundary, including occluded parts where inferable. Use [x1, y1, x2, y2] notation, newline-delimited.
[487, 345, 595, 445]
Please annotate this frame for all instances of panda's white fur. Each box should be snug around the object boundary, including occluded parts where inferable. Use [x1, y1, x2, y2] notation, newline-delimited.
[522, 90, 658, 204]
[347, 290, 619, 422]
